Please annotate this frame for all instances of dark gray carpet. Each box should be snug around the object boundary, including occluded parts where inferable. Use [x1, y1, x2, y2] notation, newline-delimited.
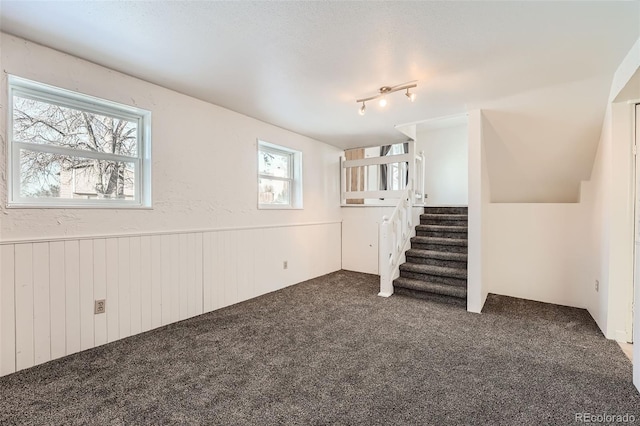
[1, 270, 638, 425]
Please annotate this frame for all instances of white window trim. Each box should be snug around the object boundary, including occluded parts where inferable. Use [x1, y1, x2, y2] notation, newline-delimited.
[257, 140, 303, 210]
[6, 75, 152, 208]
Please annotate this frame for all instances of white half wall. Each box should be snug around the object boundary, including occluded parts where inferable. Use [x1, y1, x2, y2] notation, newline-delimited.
[486, 203, 586, 309]
[341, 206, 422, 275]
[0, 33, 344, 376]
[417, 123, 469, 206]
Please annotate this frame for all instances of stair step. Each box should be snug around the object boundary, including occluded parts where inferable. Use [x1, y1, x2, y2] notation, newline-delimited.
[411, 236, 467, 246]
[399, 263, 467, 279]
[423, 206, 468, 215]
[400, 263, 467, 287]
[393, 277, 467, 299]
[405, 249, 468, 269]
[405, 249, 467, 262]
[416, 224, 468, 232]
[394, 286, 467, 307]
[416, 224, 468, 238]
[410, 236, 468, 253]
[420, 214, 468, 226]
[420, 214, 467, 221]
[399, 263, 467, 287]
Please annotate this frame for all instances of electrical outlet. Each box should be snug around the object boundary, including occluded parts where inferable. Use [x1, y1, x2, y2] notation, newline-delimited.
[283, 261, 288, 269]
[595, 280, 599, 292]
[94, 299, 106, 314]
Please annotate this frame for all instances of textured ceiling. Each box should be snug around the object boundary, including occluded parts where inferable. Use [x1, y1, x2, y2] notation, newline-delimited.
[1, 1, 639, 201]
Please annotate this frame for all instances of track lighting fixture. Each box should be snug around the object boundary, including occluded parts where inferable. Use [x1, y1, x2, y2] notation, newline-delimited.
[356, 81, 417, 115]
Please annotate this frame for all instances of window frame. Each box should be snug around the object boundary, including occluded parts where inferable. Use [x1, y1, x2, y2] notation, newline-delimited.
[6, 75, 152, 209]
[257, 140, 302, 210]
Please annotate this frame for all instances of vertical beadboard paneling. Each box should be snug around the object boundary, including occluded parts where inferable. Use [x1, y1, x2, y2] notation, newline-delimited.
[1, 222, 342, 377]
[64, 240, 81, 354]
[212, 231, 223, 310]
[15, 243, 34, 370]
[225, 231, 239, 307]
[105, 238, 120, 343]
[237, 230, 253, 302]
[221, 231, 231, 308]
[129, 236, 142, 336]
[261, 228, 276, 294]
[93, 239, 107, 346]
[202, 232, 213, 313]
[139, 236, 152, 332]
[32, 242, 51, 365]
[118, 238, 131, 339]
[195, 233, 203, 315]
[78, 240, 94, 351]
[50, 242, 66, 359]
[253, 228, 267, 297]
[170, 234, 180, 322]
[150, 235, 162, 328]
[187, 233, 196, 317]
[160, 235, 171, 325]
[1, 245, 16, 376]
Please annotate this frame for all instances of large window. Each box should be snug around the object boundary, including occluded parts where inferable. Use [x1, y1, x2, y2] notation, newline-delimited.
[7, 75, 151, 208]
[258, 140, 302, 209]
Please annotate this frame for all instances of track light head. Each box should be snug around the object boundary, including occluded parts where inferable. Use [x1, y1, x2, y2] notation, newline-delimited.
[406, 89, 416, 102]
[358, 102, 366, 116]
[379, 96, 387, 108]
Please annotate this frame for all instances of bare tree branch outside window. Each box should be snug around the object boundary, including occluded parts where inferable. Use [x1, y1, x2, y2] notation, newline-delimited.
[13, 96, 138, 200]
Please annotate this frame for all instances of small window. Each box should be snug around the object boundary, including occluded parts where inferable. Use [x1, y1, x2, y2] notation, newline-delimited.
[7, 75, 151, 208]
[258, 140, 302, 209]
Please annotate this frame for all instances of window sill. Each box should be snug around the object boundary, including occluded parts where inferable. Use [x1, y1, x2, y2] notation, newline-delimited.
[258, 204, 303, 210]
[6, 202, 153, 210]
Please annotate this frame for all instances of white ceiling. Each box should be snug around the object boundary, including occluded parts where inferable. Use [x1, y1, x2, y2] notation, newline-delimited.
[1, 1, 639, 201]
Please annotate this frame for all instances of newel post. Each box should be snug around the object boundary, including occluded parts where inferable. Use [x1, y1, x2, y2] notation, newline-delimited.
[378, 215, 393, 297]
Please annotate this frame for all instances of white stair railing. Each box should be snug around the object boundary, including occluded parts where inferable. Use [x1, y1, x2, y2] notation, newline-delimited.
[378, 182, 414, 297]
[340, 141, 425, 205]
[339, 141, 425, 297]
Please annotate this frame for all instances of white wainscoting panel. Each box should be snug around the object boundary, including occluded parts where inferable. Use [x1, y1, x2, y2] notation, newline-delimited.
[0, 222, 341, 376]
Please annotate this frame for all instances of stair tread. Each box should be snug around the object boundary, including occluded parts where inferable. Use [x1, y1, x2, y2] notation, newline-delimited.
[406, 249, 468, 261]
[421, 214, 468, 220]
[400, 262, 467, 278]
[393, 277, 467, 299]
[416, 224, 468, 232]
[411, 236, 468, 246]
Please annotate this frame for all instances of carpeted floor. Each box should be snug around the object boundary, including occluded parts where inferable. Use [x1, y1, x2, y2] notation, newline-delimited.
[1, 270, 638, 425]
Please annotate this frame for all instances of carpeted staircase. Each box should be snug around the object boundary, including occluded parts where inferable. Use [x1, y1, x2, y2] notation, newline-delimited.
[393, 206, 468, 307]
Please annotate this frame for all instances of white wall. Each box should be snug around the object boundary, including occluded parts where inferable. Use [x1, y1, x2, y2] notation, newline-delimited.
[341, 206, 422, 275]
[467, 110, 488, 313]
[341, 207, 392, 275]
[579, 36, 639, 392]
[0, 33, 342, 241]
[581, 36, 639, 343]
[417, 124, 469, 206]
[479, 113, 589, 312]
[0, 33, 343, 376]
[486, 203, 586, 308]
